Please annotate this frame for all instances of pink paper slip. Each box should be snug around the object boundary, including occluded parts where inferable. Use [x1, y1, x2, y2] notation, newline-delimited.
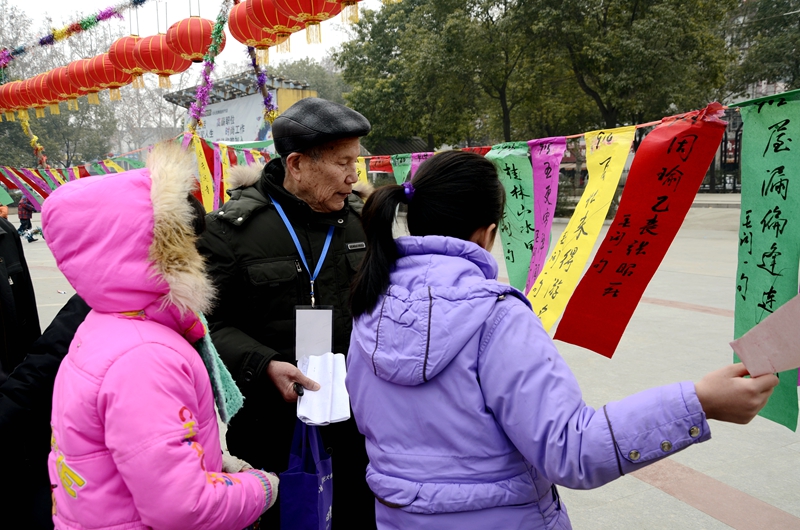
[730, 294, 800, 377]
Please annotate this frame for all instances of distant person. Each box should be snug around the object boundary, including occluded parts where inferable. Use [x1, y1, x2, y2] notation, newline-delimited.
[346, 151, 779, 530]
[43, 142, 277, 530]
[17, 195, 37, 242]
[0, 204, 9, 218]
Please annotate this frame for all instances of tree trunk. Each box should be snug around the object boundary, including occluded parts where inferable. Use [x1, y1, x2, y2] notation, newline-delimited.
[499, 86, 512, 142]
[427, 133, 435, 152]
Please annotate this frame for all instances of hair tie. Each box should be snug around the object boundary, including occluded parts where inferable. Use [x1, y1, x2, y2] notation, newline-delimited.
[402, 181, 415, 202]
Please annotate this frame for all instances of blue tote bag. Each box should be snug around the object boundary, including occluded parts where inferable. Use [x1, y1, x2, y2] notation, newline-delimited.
[280, 419, 333, 530]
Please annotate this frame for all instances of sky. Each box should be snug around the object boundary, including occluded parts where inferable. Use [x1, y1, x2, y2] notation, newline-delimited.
[16, 0, 383, 65]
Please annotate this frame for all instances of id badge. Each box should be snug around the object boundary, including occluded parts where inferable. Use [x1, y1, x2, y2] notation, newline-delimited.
[295, 305, 333, 360]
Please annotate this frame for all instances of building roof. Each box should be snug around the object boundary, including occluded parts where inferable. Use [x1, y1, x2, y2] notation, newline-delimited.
[369, 137, 430, 156]
[164, 70, 311, 109]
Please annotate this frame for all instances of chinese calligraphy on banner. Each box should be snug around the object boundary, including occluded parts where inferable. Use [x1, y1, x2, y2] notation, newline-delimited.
[410, 152, 434, 179]
[356, 157, 368, 185]
[525, 137, 567, 293]
[528, 126, 636, 331]
[391, 153, 412, 184]
[555, 104, 727, 357]
[734, 90, 800, 431]
[486, 142, 536, 291]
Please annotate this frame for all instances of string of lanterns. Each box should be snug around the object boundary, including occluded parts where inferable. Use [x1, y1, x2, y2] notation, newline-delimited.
[0, 0, 368, 120]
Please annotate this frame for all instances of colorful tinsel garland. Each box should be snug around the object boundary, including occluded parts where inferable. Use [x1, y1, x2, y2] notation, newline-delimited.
[0, 0, 150, 72]
[250, 47, 279, 124]
[20, 119, 49, 169]
[188, 0, 232, 132]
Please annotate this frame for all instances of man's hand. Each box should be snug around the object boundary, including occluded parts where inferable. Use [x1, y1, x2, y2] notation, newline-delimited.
[267, 360, 320, 402]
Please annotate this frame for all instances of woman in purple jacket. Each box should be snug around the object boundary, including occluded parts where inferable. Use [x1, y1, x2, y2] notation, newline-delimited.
[346, 151, 778, 530]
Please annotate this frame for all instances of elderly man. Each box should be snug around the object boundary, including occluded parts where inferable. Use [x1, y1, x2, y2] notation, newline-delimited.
[198, 98, 375, 528]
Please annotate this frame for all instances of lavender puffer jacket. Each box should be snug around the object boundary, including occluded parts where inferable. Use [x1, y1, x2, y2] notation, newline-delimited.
[346, 236, 710, 530]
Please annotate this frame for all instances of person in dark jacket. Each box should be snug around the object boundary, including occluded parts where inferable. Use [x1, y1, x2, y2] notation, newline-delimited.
[17, 196, 37, 242]
[0, 295, 91, 529]
[198, 98, 375, 528]
[0, 216, 40, 382]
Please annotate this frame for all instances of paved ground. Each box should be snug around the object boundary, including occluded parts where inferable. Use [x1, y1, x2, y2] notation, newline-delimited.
[18, 192, 800, 529]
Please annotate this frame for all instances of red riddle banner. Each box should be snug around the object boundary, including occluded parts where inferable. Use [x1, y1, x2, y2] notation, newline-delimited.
[554, 103, 727, 357]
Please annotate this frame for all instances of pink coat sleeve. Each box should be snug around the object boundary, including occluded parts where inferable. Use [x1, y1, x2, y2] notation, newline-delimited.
[97, 343, 268, 530]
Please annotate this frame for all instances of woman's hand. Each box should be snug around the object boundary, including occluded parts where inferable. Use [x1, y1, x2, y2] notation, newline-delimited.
[695, 363, 779, 424]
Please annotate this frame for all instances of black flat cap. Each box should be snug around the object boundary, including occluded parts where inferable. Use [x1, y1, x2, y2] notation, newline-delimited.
[273, 97, 371, 157]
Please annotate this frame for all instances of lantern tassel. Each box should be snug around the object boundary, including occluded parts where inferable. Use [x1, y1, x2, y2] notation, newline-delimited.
[35, 107, 45, 118]
[68, 99, 79, 111]
[343, 2, 359, 23]
[88, 93, 100, 105]
[18, 109, 29, 120]
[159, 75, 172, 89]
[276, 34, 291, 53]
[109, 88, 121, 101]
[0, 113, 3, 123]
[5, 111, 15, 121]
[306, 22, 321, 44]
[133, 75, 145, 89]
[49, 103, 60, 115]
[256, 47, 270, 66]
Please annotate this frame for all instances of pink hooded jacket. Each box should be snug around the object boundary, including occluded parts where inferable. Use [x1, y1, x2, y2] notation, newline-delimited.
[43, 144, 272, 530]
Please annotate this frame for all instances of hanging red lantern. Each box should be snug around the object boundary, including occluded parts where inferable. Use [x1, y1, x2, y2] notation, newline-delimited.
[87, 54, 133, 101]
[0, 81, 20, 121]
[67, 59, 103, 105]
[31, 72, 62, 115]
[134, 34, 193, 89]
[28, 74, 58, 118]
[247, 0, 304, 52]
[166, 16, 226, 63]
[336, 0, 362, 24]
[273, 0, 342, 44]
[229, 2, 276, 65]
[47, 66, 86, 110]
[109, 35, 146, 89]
[13, 79, 39, 120]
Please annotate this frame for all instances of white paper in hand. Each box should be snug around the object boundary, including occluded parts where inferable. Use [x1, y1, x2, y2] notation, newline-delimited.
[730, 293, 800, 377]
[297, 352, 351, 426]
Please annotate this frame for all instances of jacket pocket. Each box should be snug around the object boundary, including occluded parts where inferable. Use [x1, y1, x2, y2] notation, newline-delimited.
[246, 259, 300, 287]
[345, 250, 366, 273]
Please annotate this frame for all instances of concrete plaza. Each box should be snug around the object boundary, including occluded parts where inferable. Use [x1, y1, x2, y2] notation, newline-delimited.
[19, 194, 800, 529]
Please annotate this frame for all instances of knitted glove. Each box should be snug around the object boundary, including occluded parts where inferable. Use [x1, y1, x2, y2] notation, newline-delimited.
[245, 469, 279, 513]
[222, 453, 252, 473]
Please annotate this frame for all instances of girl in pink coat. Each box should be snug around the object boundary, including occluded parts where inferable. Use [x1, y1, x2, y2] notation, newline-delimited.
[43, 143, 277, 530]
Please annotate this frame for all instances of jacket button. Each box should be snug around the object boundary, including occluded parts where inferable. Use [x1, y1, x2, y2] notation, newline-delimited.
[660, 441, 673, 452]
[689, 426, 700, 438]
[237, 217, 244, 222]
[337, 219, 344, 224]
[218, 211, 225, 216]
[243, 369, 254, 382]
[628, 450, 641, 461]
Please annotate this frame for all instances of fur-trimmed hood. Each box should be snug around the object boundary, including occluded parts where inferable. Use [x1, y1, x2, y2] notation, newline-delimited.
[43, 142, 213, 341]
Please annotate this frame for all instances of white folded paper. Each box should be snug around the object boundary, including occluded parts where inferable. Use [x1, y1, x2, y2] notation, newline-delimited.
[297, 352, 351, 426]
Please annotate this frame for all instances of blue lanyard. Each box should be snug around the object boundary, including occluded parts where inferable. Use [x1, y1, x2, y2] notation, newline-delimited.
[270, 196, 335, 307]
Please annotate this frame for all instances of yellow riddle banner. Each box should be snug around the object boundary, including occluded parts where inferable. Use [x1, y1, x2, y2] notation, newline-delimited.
[220, 145, 231, 205]
[103, 159, 126, 173]
[528, 126, 636, 330]
[193, 135, 216, 212]
[357, 157, 368, 185]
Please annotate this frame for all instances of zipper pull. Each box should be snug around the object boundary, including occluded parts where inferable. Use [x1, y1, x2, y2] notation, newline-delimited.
[295, 260, 302, 273]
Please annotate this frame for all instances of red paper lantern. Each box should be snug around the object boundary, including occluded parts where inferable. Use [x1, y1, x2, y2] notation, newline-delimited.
[134, 34, 193, 89]
[109, 35, 145, 89]
[247, 0, 304, 52]
[229, 2, 276, 65]
[87, 54, 133, 101]
[47, 66, 86, 111]
[0, 81, 21, 121]
[12, 79, 39, 119]
[273, 0, 341, 44]
[67, 59, 103, 105]
[166, 16, 226, 63]
[29, 73, 60, 117]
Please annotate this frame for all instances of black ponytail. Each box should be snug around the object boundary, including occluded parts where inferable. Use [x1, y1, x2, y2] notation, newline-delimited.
[351, 150, 505, 317]
[350, 185, 407, 317]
